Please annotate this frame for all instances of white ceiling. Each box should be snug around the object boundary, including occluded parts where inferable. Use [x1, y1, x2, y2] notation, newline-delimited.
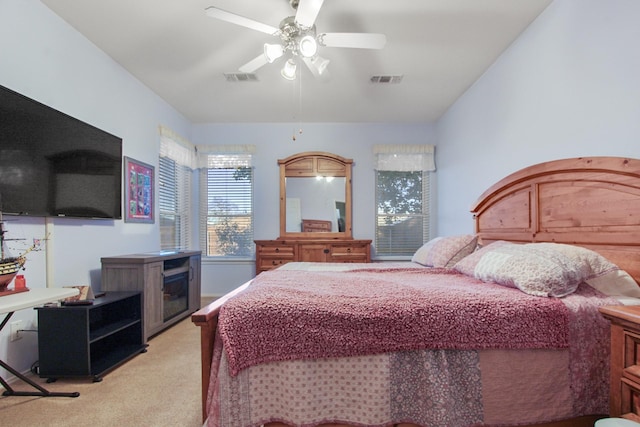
[41, 0, 552, 124]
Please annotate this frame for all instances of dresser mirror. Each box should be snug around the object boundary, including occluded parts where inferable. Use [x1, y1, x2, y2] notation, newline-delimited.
[279, 152, 353, 239]
[285, 177, 346, 232]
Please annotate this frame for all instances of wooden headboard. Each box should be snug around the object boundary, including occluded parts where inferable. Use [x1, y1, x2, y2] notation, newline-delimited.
[471, 156, 640, 284]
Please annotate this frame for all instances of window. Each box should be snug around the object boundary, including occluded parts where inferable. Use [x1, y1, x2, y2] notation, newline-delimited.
[159, 127, 195, 250]
[198, 149, 255, 258]
[374, 145, 435, 257]
[158, 157, 191, 250]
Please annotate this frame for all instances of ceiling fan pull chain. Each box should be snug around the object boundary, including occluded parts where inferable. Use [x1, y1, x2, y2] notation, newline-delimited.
[298, 66, 303, 136]
[291, 75, 297, 141]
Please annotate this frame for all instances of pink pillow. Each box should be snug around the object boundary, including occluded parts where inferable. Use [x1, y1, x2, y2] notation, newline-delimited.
[411, 234, 478, 268]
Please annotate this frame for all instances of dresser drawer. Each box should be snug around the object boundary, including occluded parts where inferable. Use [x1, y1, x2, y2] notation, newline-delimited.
[329, 244, 370, 262]
[624, 331, 640, 381]
[302, 219, 332, 232]
[257, 244, 295, 257]
[255, 242, 296, 272]
[330, 244, 369, 256]
[600, 305, 640, 418]
[621, 377, 640, 418]
[623, 329, 640, 416]
[257, 257, 293, 271]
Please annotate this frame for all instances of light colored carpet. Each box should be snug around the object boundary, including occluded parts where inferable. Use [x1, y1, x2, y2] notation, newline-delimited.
[0, 308, 208, 427]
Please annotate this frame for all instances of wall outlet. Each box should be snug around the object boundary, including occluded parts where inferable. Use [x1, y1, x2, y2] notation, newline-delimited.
[10, 320, 23, 341]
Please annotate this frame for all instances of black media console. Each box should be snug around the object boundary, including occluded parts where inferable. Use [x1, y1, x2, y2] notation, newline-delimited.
[36, 291, 147, 382]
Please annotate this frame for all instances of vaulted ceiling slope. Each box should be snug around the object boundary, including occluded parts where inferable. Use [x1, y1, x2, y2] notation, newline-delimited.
[41, 0, 552, 123]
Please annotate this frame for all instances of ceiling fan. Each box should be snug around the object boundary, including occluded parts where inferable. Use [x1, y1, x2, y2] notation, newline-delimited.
[205, 0, 387, 80]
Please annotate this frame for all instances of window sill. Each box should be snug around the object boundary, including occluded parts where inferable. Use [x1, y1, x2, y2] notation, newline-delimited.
[202, 257, 255, 265]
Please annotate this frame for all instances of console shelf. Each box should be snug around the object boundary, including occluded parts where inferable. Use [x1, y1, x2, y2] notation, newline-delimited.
[100, 251, 201, 342]
[36, 291, 147, 382]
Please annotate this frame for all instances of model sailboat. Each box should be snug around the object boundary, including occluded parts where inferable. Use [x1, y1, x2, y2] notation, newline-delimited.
[0, 210, 29, 292]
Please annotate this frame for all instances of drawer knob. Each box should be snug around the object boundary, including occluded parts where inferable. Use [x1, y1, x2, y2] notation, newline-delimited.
[323, 249, 330, 254]
[275, 248, 280, 253]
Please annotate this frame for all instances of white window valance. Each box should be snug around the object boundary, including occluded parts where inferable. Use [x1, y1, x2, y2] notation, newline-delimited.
[159, 125, 196, 169]
[195, 144, 256, 169]
[373, 144, 436, 172]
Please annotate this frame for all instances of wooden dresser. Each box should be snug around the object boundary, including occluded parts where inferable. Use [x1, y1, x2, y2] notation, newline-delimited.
[600, 305, 640, 421]
[255, 239, 371, 273]
[257, 151, 372, 274]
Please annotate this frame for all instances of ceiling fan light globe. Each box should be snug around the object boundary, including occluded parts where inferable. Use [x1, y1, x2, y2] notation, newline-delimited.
[298, 35, 318, 58]
[281, 59, 297, 80]
[264, 43, 285, 63]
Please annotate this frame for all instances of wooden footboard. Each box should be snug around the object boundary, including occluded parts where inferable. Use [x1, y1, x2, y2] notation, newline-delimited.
[191, 282, 250, 422]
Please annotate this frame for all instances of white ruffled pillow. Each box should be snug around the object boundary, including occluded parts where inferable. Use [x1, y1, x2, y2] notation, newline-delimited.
[586, 269, 640, 303]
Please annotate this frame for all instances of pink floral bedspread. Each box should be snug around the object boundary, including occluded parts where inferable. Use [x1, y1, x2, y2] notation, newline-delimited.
[208, 264, 616, 427]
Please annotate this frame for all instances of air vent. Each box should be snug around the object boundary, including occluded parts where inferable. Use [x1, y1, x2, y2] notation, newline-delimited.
[224, 73, 259, 82]
[370, 75, 403, 84]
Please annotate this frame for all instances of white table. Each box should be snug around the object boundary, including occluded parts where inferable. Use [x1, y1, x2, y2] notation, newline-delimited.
[0, 287, 80, 398]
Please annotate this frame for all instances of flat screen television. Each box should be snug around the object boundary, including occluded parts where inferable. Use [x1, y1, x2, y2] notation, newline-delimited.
[0, 84, 122, 219]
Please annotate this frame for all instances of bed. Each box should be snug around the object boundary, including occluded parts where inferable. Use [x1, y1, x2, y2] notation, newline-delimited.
[192, 156, 640, 427]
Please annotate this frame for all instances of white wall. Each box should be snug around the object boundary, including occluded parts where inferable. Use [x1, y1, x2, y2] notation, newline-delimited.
[0, 0, 190, 377]
[436, 0, 640, 235]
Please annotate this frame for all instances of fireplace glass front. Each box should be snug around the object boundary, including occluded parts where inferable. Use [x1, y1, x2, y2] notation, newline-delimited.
[163, 270, 189, 322]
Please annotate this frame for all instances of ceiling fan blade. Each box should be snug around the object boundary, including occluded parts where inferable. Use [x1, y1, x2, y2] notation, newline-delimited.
[294, 0, 325, 28]
[303, 55, 331, 80]
[319, 33, 387, 49]
[205, 6, 279, 35]
[238, 54, 269, 73]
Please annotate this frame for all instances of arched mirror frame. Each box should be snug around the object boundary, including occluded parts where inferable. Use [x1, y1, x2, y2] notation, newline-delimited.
[279, 151, 353, 240]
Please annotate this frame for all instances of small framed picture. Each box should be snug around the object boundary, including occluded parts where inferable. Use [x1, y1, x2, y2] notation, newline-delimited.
[124, 156, 154, 223]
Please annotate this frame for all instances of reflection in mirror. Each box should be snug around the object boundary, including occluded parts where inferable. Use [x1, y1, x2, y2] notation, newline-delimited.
[285, 198, 302, 232]
[335, 201, 346, 232]
[285, 177, 346, 232]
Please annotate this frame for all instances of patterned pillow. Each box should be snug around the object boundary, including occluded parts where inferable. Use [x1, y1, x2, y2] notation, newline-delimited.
[531, 243, 617, 278]
[411, 234, 478, 268]
[537, 242, 640, 302]
[452, 240, 511, 276]
[455, 241, 635, 298]
[525, 243, 640, 301]
[473, 243, 591, 297]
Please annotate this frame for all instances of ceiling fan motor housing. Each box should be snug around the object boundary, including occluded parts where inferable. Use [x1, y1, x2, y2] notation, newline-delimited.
[279, 16, 317, 57]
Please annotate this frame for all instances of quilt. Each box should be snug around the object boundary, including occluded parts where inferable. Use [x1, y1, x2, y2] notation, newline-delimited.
[207, 264, 615, 427]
